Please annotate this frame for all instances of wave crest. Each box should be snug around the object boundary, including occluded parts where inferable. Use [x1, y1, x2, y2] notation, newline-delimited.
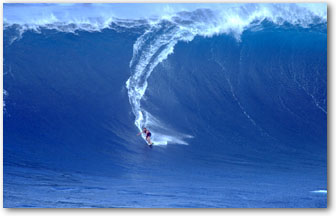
[4, 3, 326, 41]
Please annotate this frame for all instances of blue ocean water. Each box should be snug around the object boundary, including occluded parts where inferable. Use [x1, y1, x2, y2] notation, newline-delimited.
[3, 4, 327, 208]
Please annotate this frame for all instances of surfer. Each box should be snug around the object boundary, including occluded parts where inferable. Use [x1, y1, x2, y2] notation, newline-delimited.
[137, 128, 153, 145]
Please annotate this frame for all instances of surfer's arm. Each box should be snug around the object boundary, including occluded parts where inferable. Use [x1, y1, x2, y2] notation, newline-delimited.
[137, 132, 143, 136]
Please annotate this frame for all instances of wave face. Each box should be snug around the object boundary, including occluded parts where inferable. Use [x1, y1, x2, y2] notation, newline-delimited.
[3, 4, 327, 208]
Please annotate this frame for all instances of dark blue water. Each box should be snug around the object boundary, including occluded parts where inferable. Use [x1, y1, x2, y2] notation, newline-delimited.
[3, 11, 327, 207]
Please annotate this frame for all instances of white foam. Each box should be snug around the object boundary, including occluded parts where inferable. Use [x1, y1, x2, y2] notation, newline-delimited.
[311, 190, 327, 193]
[4, 4, 326, 38]
[3, 89, 8, 112]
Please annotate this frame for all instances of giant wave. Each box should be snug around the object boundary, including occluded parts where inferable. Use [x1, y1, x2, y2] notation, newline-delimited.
[3, 3, 327, 208]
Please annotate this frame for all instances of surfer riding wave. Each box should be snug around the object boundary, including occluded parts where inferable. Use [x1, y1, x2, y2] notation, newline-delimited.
[137, 128, 153, 146]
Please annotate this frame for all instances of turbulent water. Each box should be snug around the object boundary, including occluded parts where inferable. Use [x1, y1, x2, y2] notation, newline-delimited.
[3, 3, 327, 208]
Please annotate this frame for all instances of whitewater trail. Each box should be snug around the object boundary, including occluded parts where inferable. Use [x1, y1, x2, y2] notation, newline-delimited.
[125, 20, 195, 145]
